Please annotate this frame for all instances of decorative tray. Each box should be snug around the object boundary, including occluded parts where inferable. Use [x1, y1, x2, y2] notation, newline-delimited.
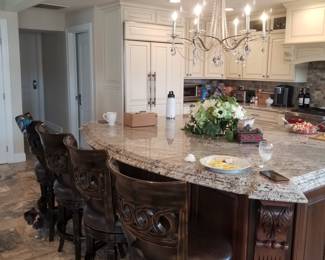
[237, 128, 263, 144]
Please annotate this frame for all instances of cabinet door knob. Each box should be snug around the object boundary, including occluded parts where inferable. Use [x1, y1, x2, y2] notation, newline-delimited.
[262, 75, 265, 78]
[266, 75, 270, 78]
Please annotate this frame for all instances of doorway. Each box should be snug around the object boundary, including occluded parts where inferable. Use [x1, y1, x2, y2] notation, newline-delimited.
[0, 26, 8, 164]
[67, 24, 94, 146]
[19, 31, 44, 120]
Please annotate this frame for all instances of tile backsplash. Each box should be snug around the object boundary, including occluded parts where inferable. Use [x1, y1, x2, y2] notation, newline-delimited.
[306, 62, 325, 107]
[184, 61, 325, 107]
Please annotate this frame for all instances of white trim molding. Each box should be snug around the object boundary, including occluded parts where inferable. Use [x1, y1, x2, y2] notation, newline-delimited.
[0, 18, 26, 164]
[66, 23, 95, 140]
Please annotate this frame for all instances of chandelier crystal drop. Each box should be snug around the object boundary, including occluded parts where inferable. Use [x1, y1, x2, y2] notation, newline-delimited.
[170, 0, 271, 66]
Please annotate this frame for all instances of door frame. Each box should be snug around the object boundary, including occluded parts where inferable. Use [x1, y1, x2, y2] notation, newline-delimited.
[0, 18, 14, 163]
[66, 23, 95, 139]
[19, 30, 45, 121]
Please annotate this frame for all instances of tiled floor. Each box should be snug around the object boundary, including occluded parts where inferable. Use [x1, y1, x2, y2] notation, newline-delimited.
[0, 160, 74, 260]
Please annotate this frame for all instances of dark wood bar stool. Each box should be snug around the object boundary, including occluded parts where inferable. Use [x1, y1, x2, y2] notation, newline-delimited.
[64, 135, 126, 260]
[15, 113, 56, 241]
[109, 160, 232, 260]
[35, 124, 83, 260]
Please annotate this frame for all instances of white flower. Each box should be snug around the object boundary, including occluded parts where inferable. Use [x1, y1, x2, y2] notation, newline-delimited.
[202, 99, 217, 110]
[233, 105, 246, 120]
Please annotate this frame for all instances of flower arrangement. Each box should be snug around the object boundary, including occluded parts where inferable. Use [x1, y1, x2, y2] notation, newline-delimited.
[184, 96, 246, 141]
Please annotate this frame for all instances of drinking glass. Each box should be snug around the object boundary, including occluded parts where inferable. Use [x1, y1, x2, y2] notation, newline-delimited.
[259, 141, 273, 168]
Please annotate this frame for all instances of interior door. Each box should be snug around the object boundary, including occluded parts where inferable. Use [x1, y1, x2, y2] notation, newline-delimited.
[125, 40, 151, 112]
[0, 33, 8, 164]
[19, 31, 42, 119]
[76, 32, 92, 127]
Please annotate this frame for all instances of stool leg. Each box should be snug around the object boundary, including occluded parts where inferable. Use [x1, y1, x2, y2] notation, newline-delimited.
[48, 185, 55, 242]
[85, 235, 95, 260]
[73, 208, 82, 260]
[57, 206, 67, 252]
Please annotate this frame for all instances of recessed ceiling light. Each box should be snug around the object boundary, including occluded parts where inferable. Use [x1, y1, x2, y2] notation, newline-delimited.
[225, 7, 234, 12]
[169, 0, 181, 3]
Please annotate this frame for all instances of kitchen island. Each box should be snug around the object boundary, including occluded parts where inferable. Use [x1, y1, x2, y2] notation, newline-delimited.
[83, 116, 325, 260]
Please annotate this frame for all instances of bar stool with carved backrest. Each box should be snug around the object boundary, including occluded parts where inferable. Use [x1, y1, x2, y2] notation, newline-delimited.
[35, 124, 83, 260]
[63, 135, 126, 260]
[15, 113, 56, 241]
[109, 160, 232, 260]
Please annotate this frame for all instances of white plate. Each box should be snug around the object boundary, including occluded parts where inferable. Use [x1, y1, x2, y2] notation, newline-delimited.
[200, 155, 251, 174]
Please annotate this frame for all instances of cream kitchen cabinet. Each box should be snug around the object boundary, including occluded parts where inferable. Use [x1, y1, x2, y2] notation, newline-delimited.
[242, 36, 268, 80]
[267, 33, 295, 81]
[284, 1, 325, 44]
[225, 52, 242, 79]
[125, 41, 184, 115]
[226, 32, 307, 82]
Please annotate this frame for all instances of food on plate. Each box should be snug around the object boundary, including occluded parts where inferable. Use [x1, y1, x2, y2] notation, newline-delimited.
[290, 121, 318, 135]
[208, 159, 240, 170]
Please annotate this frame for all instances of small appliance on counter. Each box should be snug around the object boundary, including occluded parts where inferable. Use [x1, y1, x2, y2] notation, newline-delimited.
[273, 85, 294, 107]
[233, 88, 255, 104]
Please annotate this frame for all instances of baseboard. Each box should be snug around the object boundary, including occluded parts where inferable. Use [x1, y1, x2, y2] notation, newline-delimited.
[10, 153, 26, 163]
[45, 121, 64, 133]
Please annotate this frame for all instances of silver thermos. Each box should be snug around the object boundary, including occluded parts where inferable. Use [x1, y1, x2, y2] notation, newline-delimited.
[166, 91, 176, 120]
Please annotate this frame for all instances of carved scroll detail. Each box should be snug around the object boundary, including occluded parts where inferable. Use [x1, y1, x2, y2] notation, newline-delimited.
[117, 196, 178, 246]
[256, 202, 294, 250]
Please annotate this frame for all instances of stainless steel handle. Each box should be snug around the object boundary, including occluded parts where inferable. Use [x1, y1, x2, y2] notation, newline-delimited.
[76, 94, 82, 106]
[147, 73, 152, 108]
[152, 72, 156, 106]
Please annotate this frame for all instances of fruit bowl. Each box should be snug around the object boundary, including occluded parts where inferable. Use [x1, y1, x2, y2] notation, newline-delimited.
[289, 121, 318, 135]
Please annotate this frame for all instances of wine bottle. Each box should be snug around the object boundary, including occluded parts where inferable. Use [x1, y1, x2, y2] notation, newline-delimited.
[298, 88, 304, 108]
[304, 88, 311, 108]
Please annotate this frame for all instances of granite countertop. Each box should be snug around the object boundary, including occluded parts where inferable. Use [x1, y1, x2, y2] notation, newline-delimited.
[243, 104, 289, 114]
[82, 116, 325, 204]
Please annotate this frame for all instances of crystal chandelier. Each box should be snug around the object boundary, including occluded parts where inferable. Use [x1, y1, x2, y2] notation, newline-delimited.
[170, 0, 270, 65]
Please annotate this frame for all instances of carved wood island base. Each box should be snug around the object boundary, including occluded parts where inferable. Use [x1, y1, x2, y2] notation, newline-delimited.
[83, 117, 325, 260]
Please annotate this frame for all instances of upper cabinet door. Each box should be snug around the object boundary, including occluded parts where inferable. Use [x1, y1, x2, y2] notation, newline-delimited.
[267, 33, 294, 81]
[285, 2, 325, 44]
[242, 37, 268, 80]
[205, 50, 225, 78]
[125, 41, 151, 113]
[225, 52, 242, 79]
[186, 46, 205, 77]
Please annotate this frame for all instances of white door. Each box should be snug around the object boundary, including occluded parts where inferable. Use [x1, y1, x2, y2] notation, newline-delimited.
[76, 32, 92, 146]
[151, 42, 169, 115]
[125, 40, 151, 113]
[76, 32, 92, 128]
[186, 45, 205, 77]
[242, 37, 268, 80]
[167, 45, 184, 114]
[0, 33, 8, 164]
[19, 31, 42, 119]
[267, 33, 294, 81]
[151, 43, 184, 115]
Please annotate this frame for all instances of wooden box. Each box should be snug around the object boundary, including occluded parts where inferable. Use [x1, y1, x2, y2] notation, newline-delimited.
[124, 112, 157, 127]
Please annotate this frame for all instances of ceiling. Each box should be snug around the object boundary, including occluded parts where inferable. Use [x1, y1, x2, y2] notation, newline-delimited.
[39, 0, 294, 12]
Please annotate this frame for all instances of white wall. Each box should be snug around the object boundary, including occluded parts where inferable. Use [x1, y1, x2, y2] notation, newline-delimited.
[66, 7, 94, 28]
[18, 7, 65, 31]
[0, 10, 25, 162]
[93, 5, 124, 122]
[41, 31, 69, 131]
